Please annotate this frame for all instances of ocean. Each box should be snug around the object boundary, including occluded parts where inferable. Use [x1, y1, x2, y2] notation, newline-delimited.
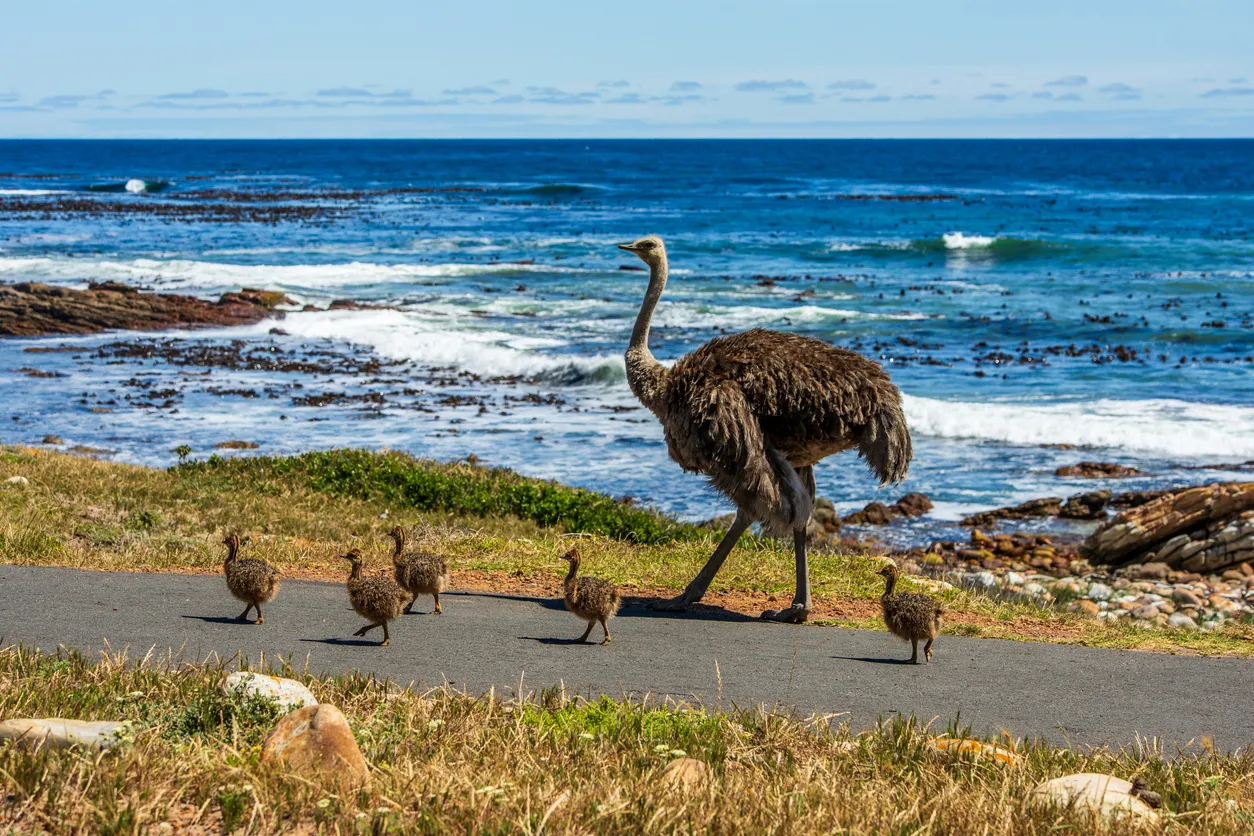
[2, 139, 1252, 546]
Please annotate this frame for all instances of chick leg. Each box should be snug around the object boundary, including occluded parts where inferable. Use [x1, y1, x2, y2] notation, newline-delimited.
[910, 638, 919, 665]
[404, 595, 416, 615]
[599, 617, 612, 645]
[353, 623, 377, 637]
[433, 591, 442, 614]
[924, 638, 935, 663]
[237, 605, 254, 621]
[380, 622, 391, 647]
[254, 604, 264, 624]
[577, 621, 595, 643]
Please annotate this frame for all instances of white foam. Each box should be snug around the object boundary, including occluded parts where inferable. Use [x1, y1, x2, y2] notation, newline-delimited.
[267, 309, 624, 383]
[942, 232, 998, 249]
[0, 256, 599, 292]
[0, 189, 71, 196]
[124, 179, 148, 193]
[903, 394, 1254, 458]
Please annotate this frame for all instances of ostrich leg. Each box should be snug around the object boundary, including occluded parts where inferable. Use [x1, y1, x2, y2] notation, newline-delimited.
[652, 511, 751, 611]
[761, 464, 815, 624]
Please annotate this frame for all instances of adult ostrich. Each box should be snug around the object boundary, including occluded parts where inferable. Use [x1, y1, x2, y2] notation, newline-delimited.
[619, 235, 912, 623]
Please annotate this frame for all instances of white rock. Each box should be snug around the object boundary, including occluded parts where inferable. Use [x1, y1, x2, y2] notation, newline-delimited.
[0, 718, 129, 751]
[964, 571, 997, 591]
[1087, 583, 1112, 601]
[222, 672, 317, 712]
[1006, 572, 1026, 587]
[1023, 582, 1048, 598]
[1168, 613, 1198, 630]
[1027, 773, 1158, 824]
[3, 476, 29, 486]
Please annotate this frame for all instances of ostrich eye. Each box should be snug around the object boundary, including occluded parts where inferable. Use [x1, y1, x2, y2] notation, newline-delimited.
[641, 241, 654, 249]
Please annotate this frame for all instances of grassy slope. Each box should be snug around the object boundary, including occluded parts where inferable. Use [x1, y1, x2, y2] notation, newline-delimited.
[1, 445, 1252, 656]
[1, 646, 1252, 834]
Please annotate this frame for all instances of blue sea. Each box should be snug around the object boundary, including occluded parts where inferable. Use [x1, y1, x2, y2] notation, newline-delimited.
[2, 140, 1252, 545]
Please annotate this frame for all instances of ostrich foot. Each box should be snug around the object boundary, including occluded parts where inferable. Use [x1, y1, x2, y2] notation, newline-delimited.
[650, 592, 698, 612]
[760, 605, 811, 624]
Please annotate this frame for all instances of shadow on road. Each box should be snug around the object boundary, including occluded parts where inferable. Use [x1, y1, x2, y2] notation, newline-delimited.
[299, 637, 384, 647]
[831, 655, 914, 665]
[518, 636, 601, 646]
[182, 615, 251, 625]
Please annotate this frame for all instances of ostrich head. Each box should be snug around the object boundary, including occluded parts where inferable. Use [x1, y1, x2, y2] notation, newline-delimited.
[386, 526, 405, 543]
[876, 561, 898, 580]
[559, 547, 581, 566]
[618, 235, 666, 267]
[222, 533, 250, 552]
[340, 548, 364, 566]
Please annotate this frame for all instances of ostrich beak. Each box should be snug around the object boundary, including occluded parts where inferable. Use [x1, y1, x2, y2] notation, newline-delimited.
[618, 242, 637, 252]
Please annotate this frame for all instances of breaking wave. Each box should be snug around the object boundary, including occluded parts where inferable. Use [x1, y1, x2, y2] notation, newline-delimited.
[903, 394, 1254, 458]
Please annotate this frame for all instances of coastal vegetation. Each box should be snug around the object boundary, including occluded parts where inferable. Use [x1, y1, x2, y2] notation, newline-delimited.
[1, 645, 1251, 834]
[1, 445, 1252, 656]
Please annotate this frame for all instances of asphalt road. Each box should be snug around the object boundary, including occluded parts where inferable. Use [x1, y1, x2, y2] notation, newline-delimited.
[1, 565, 1248, 751]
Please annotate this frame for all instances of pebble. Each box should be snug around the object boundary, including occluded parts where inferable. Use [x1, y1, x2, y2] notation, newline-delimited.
[1131, 604, 1159, 620]
[1168, 613, 1198, 630]
[3, 475, 29, 486]
[1088, 583, 1112, 601]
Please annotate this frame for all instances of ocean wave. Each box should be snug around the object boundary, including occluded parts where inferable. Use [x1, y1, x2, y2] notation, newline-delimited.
[513, 183, 602, 197]
[0, 256, 602, 292]
[903, 395, 1254, 458]
[0, 189, 72, 196]
[266, 309, 625, 385]
[85, 179, 170, 194]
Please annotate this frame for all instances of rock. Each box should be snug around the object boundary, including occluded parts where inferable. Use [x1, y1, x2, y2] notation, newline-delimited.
[1055, 462, 1145, 478]
[842, 501, 898, 525]
[1130, 604, 1159, 620]
[963, 571, 998, 592]
[1168, 612, 1198, 630]
[971, 529, 996, 548]
[1006, 571, 1026, 587]
[0, 281, 286, 337]
[261, 704, 369, 783]
[1134, 562, 1171, 581]
[1075, 600, 1101, 616]
[3, 475, 28, 486]
[41, 435, 63, 445]
[893, 493, 933, 517]
[223, 672, 317, 712]
[1087, 583, 1112, 601]
[658, 757, 709, 789]
[961, 497, 1063, 527]
[1109, 489, 1170, 510]
[213, 440, 260, 450]
[1059, 490, 1113, 520]
[1081, 482, 1254, 574]
[929, 737, 1020, 765]
[1027, 774, 1159, 824]
[0, 718, 129, 751]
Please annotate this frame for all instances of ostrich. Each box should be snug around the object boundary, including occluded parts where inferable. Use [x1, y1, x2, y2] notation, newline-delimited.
[619, 235, 912, 623]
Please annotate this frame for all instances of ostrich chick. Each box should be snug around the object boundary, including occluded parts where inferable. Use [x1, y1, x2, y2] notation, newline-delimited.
[560, 548, 621, 644]
[877, 561, 944, 664]
[340, 548, 410, 646]
[385, 526, 450, 614]
[221, 533, 280, 623]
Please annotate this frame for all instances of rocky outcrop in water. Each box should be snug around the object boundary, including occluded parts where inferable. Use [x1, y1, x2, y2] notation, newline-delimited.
[1080, 482, 1254, 574]
[1055, 461, 1145, 478]
[842, 493, 933, 525]
[0, 281, 291, 337]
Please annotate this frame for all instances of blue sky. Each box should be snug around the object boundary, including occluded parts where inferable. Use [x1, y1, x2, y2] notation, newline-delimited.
[2, 0, 1251, 138]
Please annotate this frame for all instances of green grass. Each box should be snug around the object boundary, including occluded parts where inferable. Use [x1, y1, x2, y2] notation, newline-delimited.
[176, 449, 702, 544]
[2, 646, 1252, 833]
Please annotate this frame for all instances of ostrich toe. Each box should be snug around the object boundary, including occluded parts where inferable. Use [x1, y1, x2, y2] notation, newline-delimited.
[760, 605, 812, 624]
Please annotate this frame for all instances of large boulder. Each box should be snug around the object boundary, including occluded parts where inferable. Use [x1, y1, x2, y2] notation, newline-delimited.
[261, 704, 369, 783]
[1026, 773, 1159, 824]
[1080, 482, 1254, 573]
[223, 672, 317, 713]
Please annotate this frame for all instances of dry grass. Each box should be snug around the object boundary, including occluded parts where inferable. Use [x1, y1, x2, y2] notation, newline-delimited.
[3, 445, 1253, 657]
[1, 645, 1252, 834]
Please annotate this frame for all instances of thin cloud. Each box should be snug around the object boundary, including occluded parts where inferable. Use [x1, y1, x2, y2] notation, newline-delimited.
[826, 79, 874, 91]
[990, 82, 1010, 89]
[607, 93, 645, 104]
[670, 81, 702, 92]
[597, 80, 630, 88]
[840, 95, 891, 103]
[976, 93, 1012, 102]
[901, 93, 936, 100]
[525, 87, 598, 105]
[1046, 75, 1088, 87]
[158, 88, 228, 100]
[1099, 82, 1141, 101]
[1201, 87, 1254, 98]
[37, 95, 91, 108]
[443, 86, 495, 95]
[735, 79, 807, 93]
[0, 91, 18, 103]
[778, 93, 814, 105]
[316, 87, 413, 98]
[1056, 93, 1083, 101]
[654, 94, 706, 106]
[492, 94, 525, 104]
[1229, 77, 1248, 84]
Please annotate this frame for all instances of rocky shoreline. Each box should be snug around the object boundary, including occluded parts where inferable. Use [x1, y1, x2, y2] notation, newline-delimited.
[0, 281, 293, 337]
[836, 478, 1254, 631]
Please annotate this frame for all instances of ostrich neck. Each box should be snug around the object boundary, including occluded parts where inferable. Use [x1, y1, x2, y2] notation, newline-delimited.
[224, 542, 238, 564]
[625, 256, 669, 413]
[882, 573, 897, 597]
[348, 561, 362, 582]
[563, 558, 579, 587]
[391, 534, 404, 559]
